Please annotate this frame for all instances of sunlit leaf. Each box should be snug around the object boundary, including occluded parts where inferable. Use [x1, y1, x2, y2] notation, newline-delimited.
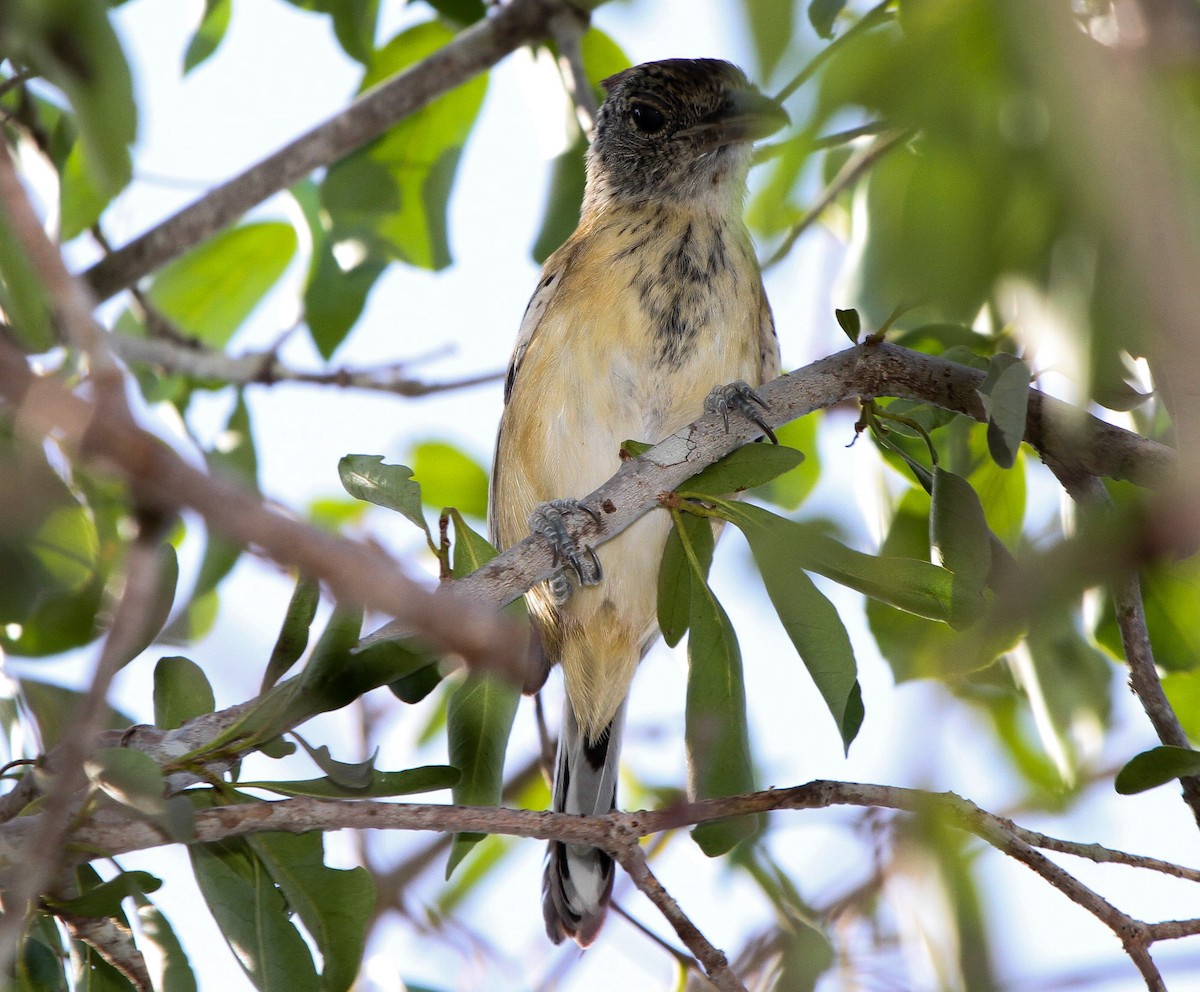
[183, 0, 232, 73]
[239, 764, 458, 798]
[1115, 745, 1200, 795]
[410, 440, 489, 519]
[338, 455, 429, 537]
[681, 444, 805, 496]
[1096, 555, 1200, 672]
[760, 415, 821, 511]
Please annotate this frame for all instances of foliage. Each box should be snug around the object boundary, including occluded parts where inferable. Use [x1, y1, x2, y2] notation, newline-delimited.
[0, 0, 1197, 990]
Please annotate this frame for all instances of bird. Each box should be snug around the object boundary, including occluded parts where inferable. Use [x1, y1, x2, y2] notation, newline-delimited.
[488, 57, 786, 946]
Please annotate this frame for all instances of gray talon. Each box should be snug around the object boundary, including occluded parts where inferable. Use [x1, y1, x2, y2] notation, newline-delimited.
[530, 499, 604, 597]
[705, 380, 778, 444]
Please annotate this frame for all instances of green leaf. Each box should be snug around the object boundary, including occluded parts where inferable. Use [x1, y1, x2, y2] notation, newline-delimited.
[0, 199, 55, 350]
[261, 575, 321, 691]
[532, 134, 588, 264]
[292, 178, 385, 358]
[59, 139, 112, 241]
[17, 679, 131, 750]
[146, 222, 298, 347]
[930, 467, 991, 626]
[183, 0, 232, 73]
[119, 543, 179, 668]
[744, 0, 794, 76]
[46, 871, 162, 918]
[449, 508, 499, 577]
[410, 440, 489, 519]
[134, 898, 198, 992]
[809, 0, 848, 40]
[189, 808, 321, 992]
[420, 0, 485, 24]
[760, 414, 821, 511]
[834, 307, 860, 341]
[321, 20, 487, 270]
[338, 455, 430, 537]
[154, 656, 215, 730]
[682, 445, 805, 496]
[1163, 670, 1200, 742]
[293, 735, 376, 789]
[1115, 745, 1200, 795]
[0, 0, 135, 197]
[245, 827, 375, 992]
[84, 748, 166, 817]
[686, 568, 758, 856]
[1096, 555, 1200, 672]
[239, 764, 458, 798]
[714, 502, 862, 750]
[389, 662, 444, 703]
[296, 603, 364, 709]
[977, 353, 1030, 469]
[445, 673, 520, 876]
[16, 913, 68, 992]
[658, 512, 714, 647]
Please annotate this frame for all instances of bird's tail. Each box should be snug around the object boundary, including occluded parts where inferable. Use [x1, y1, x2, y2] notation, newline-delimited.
[542, 698, 626, 946]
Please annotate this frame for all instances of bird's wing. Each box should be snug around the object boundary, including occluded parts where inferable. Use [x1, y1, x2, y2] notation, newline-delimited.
[757, 282, 782, 387]
[503, 243, 578, 405]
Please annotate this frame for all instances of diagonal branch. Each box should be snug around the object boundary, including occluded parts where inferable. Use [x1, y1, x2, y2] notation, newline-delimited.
[81, 0, 588, 302]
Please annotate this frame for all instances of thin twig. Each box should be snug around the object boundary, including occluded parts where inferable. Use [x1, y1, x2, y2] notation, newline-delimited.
[773, 0, 896, 104]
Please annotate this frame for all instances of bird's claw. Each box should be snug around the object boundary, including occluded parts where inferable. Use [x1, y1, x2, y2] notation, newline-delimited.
[705, 380, 778, 444]
[530, 499, 603, 603]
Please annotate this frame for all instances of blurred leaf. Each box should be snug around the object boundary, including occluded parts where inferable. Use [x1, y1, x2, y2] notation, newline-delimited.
[59, 139, 112, 241]
[1163, 670, 1200, 743]
[84, 747, 166, 818]
[809, 0, 847, 40]
[281, 0, 379, 63]
[16, 913, 68, 992]
[437, 832, 515, 913]
[1115, 745, 1200, 795]
[930, 467, 990, 626]
[118, 543, 179, 668]
[743, 0, 793, 76]
[0, 200, 56, 350]
[658, 511, 714, 647]
[240, 764, 458, 798]
[686, 561, 758, 856]
[321, 20, 487, 270]
[47, 871, 162, 918]
[261, 575, 321, 691]
[0, 0, 135, 196]
[389, 661, 444, 703]
[18, 679, 131, 750]
[1096, 555, 1200, 672]
[977, 353, 1030, 469]
[308, 496, 369, 531]
[445, 672, 520, 876]
[292, 178, 385, 359]
[72, 936, 136, 991]
[761, 415, 821, 511]
[183, 0, 231, 73]
[338, 454, 430, 537]
[714, 501, 862, 750]
[682, 444, 805, 496]
[154, 656, 215, 730]
[189, 803, 320, 992]
[134, 897, 198, 992]
[245, 827, 374, 992]
[146, 222, 297, 348]
[533, 134, 587, 264]
[410, 440, 488, 519]
[421, 0, 485, 24]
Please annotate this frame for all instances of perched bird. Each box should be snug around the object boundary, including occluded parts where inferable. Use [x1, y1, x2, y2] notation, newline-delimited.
[488, 58, 786, 946]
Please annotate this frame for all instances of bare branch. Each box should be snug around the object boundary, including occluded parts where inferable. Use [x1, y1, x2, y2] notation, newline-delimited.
[61, 914, 152, 992]
[81, 0, 587, 302]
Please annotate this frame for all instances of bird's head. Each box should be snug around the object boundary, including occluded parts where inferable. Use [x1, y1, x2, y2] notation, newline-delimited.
[586, 58, 788, 211]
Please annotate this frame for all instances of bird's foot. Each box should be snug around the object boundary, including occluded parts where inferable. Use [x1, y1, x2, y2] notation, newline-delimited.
[530, 499, 603, 604]
[705, 380, 778, 444]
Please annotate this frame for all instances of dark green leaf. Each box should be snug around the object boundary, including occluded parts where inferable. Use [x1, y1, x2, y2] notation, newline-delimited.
[410, 440, 489, 518]
[146, 222, 298, 347]
[1096, 555, 1200, 672]
[389, 662, 443, 703]
[134, 898, 198, 992]
[293, 735, 376, 789]
[16, 913, 68, 992]
[84, 747, 166, 818]
[183, 0, 232, 73]
[239, 764, 458, 798]
[930, 467, 991, 626]
[834, 306, 860, 341]
[445, 673, 520, 876]
[296, 603, 364, 710]
[682, 445, 805, 496]
[657, 511, 714, 647]
[261, 575, 321, 691]
[281, 0, 380, 63]
[189, 810, 320, 992]
[1115, 745, 1200, 795]
[809, 0, 847, 39]
[153, 656, 215, 730]
[72, 937, 135, 992]
[420, 0, 485, 24]
[977, 353, 1030, 469]
[321, 21, 487, 270]
[686, 569, 758, 856]
[46, 871, 161, 918]
[338, 455, 429, 537]
[245, 827, 374, 992]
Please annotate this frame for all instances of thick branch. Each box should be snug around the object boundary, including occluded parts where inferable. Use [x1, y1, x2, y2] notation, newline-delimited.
[81, 0, 580, 301]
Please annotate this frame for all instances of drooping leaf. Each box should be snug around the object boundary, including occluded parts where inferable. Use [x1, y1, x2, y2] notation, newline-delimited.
[1115, 746, 1200, 795]
[153, 656, 215, 730]
[410, 440, 489, 519]
[134, 897, 198, 992]
[657, 511, 714, 647]
[809, 0, 848, 40]
[1096, 554, 1200, 672]
[46, 871, 162, 918]
[321, 20, 487, 270]
[292, 736, 377, 790]
[743, 0, 794, 76]
[183, 0, 232, 73]
[146, 222, 298, 348]
[338, 455, 430, 537]
[977, 353, 1030, 469]
[930, 467, 991, 626]
[445, 672, 520, 876]
[449, 508, 499, 576]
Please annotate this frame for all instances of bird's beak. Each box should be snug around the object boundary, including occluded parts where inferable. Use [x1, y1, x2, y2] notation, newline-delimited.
[679, 86, 789, 149]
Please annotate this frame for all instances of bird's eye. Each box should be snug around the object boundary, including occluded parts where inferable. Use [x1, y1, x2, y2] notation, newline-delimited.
[629, 103, 666, 134]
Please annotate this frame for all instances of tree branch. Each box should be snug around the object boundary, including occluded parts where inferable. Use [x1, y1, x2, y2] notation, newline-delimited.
[81, 0, 587, 302]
